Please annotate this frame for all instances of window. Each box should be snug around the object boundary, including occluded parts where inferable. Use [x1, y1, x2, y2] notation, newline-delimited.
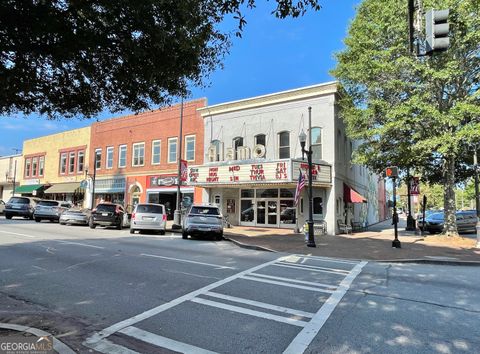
[68, 151, 75, 173]
[95, 149, 102, 170]
[185, 135, 195, 161]
[278, 131, 290, 159]
[152, 140, 161, 165]
[310, 127, 322, 160]
[132, 143, 145, 166]
[255, 134, 266, 146]
[233, 137, 243, 160]
[313, 197, 323, 215]
[60, 153, 67, 174]
[32, 157, 38, 176]
[39, 156, 45, 176]
[118, 145, 127, 168]
[211, 140, 222, 161]
[168, 138, 177, 163]
[77, 151, 84, 173]
[106, 146, 114, 169]
[25, 159, 31, 177]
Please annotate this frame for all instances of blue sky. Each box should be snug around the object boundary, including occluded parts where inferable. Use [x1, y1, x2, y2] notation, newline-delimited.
[0, 0, 360, 156]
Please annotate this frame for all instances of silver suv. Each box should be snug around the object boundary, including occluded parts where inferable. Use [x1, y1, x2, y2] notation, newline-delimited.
[34, 200, 72, 222]
[182, 204, 223, 240]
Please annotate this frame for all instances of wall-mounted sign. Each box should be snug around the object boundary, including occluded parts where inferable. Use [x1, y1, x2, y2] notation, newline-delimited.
[24, 179, 40, 185]
[149, 175, 178, 187]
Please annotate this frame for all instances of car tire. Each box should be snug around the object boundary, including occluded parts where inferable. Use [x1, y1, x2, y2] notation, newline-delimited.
[182, 231, 188, 239]
[35, 218, 41, 222]
[89, 218, 96, 229]
[159, 230, 165, 235]
[5, 213, 12, 220]
[60, 222, 66, 225]
[29, 214, 34, 220]
[130, 228, 135, 234]
[116, 219, 122, 230]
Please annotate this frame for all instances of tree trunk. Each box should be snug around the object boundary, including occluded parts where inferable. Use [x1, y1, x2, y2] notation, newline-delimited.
[442, 155, 458, 236]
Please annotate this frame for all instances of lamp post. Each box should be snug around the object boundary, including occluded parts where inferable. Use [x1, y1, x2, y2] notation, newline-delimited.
[406, 168, 416, 231]
[85, 153, 97, 210]
[474, 147, 480, 248]
[172, 98, 184, 229]
[298, 107, 316, 248]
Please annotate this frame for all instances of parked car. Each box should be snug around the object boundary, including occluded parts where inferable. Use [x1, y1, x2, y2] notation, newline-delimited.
[130, 203, 166, 235]
[89, 203, 130, 229]
[182, 204, 223, 240]
[424, 211, 478, 234]
[34, 200, 72, 222]
[0, 200, 5, 214]
[4, 196, 40, 219]
[59, 207, 91, 225]
[417, 209, 441, 230]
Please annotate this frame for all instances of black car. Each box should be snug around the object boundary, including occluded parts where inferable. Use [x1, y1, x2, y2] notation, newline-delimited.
[89, 203, 129, 229]
[4, 196, 40, 220]
[424, 211, 478, 234]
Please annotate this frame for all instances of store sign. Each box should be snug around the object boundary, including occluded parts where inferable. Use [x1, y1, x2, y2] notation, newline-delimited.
[291, 160, 332, 184]
[24, 179, 40, 185]
[149, 175, 178, 187]
[188, 160, 332, 185]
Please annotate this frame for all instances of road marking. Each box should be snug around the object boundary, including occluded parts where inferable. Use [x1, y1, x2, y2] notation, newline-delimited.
[85, 338, 140, 354]
[273, 263, 349, 275]
[283, 261, 368, 354]
[119, 326, 218, 354]
[140, 253, 235, 269]
[279, 261, 350, 274]
[190, 297, 308, 327]
[249, 273, 337, 290]
[204, 291, 315, 318]
[293, 254, 359, 265]
[0, 230, 36, 238]
[84, 255, 289, 344]
[241, 275, 335, 293]
[55, 240, 105, 249]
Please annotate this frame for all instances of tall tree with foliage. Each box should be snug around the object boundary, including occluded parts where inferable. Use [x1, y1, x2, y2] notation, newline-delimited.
[0, 0, 321, 119]
[332, 0, 480, 236]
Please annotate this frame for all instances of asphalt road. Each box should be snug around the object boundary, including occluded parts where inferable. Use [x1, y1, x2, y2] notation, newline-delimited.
[0, 217, 479, 354]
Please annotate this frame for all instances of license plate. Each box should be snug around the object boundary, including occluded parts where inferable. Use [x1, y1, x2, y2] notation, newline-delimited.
[143, 216, 154, 221]
[12, 206, 21, 209]
[102, 213, 109, 216]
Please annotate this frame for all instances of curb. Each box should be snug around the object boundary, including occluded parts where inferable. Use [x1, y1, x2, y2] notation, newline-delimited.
[224, 237, 276, 252]
[0, 323, 76, 354]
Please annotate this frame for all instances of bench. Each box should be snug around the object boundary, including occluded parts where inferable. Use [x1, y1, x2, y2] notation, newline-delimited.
[337, 219, 352, 234]
[351, 221, 364, 232]
[313, 220, 327, 236]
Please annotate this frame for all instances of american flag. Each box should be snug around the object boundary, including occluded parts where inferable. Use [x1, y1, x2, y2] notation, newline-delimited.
[294, 169, 306, 206]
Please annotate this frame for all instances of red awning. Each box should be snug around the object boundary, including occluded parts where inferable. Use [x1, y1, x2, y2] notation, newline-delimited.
[344, 183, 367, 203]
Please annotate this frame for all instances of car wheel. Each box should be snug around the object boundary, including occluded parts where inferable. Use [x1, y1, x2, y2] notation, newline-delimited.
[159, 230, 166, 235]
[215, 233, 223, 241]
[5, 213, 12, 220]
[130, 228, 135, 234]
[29, 214, 34, 220]
[35, 218, 41, 222]
[182, 231, 188, 239]
[116, 219, 122, 230]
[89, 218, 96, 229]
[60, 222, 66, 225]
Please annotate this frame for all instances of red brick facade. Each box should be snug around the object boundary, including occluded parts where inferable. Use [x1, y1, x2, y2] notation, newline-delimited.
[90, 99, 206, 205]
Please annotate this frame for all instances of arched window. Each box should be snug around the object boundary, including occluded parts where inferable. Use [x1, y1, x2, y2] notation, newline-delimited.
[211, 139, 222, 161]
[254, 134, 266, 146]
[233, 137, 244, 160]
[310, 127, 322, 160]
[278, 131, 290, 159]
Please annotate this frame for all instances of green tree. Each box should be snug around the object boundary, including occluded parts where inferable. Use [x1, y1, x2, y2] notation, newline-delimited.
[332, 0, 480, 236]
[0, 0, 321, 118]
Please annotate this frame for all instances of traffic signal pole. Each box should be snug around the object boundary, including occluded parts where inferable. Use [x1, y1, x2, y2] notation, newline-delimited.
[392, 176, 401, 248]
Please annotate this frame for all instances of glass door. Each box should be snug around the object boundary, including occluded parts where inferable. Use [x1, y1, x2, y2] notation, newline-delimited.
[256, 201, 266, 225]
[267, 200, 278, 226]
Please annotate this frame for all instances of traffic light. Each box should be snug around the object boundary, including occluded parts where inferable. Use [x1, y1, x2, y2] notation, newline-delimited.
[385, 166, 399, 178]
[425, 9, 450, 54]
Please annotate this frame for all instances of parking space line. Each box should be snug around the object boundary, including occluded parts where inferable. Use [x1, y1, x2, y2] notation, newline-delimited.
[283, 261, 368, 354]
[204, 291, 315, 318]
[55, 240, 105, 249]
[241, 275, 335, 293]
[292, 254, 359, 265]
[273, 263, 349, 275]
[119, 326, 218, 354]
[190, 297, 308, 327]
[0, 230, 37, 238]
[249, 273, 337, 290]
[278, 261, 350, 274]
[140, 253, 236, 269]
[85, 338, 141, 354]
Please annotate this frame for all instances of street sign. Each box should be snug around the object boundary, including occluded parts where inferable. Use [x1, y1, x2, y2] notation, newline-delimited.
[80, 180, 89, 189]
[385, 166, 399, 178]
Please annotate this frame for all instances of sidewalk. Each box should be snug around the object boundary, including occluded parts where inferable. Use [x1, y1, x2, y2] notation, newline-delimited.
[220, 218, 480, 263]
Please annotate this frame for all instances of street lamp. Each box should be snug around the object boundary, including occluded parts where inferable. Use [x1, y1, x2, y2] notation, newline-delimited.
[473, 146, 480, 248]
[85, 153, 97, 210]
[298, 107, 316, 248]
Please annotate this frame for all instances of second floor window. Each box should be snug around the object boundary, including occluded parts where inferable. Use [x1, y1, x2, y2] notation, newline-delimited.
[311, 127, 322, 160]
[233, 137, 243, 160]
[119, 145, 127, 168]
[77, 151, 84, 173]
[95, 149, 102, 170]
[132, 143, 145, 166]
[32, 157, 38, 176]
[254, 134, 266, 146]
[168, 138, 177, 163]
[25, 159, 31, 177]
[106, 147, 114, 169]
[185, 135, 195, 161]
[39, 156, 44, 176]
[60, 153, 67, 174]
[152, 140, 161, 165]
[278, 131, 290, 159]
[68, 152, 75, 173]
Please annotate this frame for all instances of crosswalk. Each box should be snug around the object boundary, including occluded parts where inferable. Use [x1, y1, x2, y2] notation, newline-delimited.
[84, 254, 367, 354]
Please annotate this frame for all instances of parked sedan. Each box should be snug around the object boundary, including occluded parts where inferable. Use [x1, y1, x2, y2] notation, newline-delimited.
[182, 204, 223, 240]
[4, 197, 40, 219]
[59, 207, 91, 225]
[34, 200, 72, 222]
[89, 203, 130, 229]
[417, 210, 441, 230]
[424, 211, 478, 234]
[130, 203, 166, 235]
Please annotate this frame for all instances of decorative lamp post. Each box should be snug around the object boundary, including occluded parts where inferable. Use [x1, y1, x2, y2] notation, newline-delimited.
[173, 98, 184, 229]
[85, 153, 97, 210]
[474, 147, 480, 248]
[298, 107, 316, 248]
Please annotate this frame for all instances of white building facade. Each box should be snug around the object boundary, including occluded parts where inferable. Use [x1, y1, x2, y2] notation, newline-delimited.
[0, 154, 22, 201]
[189, 82, 384, 235]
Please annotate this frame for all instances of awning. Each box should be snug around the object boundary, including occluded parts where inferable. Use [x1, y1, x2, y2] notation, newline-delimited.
[44, 182, 82, 194]
[344, 183, 367, 203]
[15, 184, 45, 194]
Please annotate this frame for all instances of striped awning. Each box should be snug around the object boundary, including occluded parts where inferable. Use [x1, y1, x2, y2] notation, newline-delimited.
[44, 182, 82, 194]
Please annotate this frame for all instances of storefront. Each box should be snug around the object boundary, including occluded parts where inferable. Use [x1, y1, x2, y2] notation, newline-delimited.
[90, 177, 126, 207]
[44, 182, 84, 205]
[188, 159, 331, 228]
[15, 181, 47, 198]
[146, 174, 194, 220]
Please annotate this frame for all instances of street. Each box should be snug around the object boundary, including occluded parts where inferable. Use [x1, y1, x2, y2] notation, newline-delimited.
[0, 218, 479, 353]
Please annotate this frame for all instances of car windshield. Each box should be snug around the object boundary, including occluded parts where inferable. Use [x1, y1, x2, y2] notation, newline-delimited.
[96, 204, 116, 212]
[429, 213, 444, 221]
[136, 204, 164, 214]
[9, 197, 29, 204]
[38, 201, 59, 206]
[190, 207, 220, 216]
